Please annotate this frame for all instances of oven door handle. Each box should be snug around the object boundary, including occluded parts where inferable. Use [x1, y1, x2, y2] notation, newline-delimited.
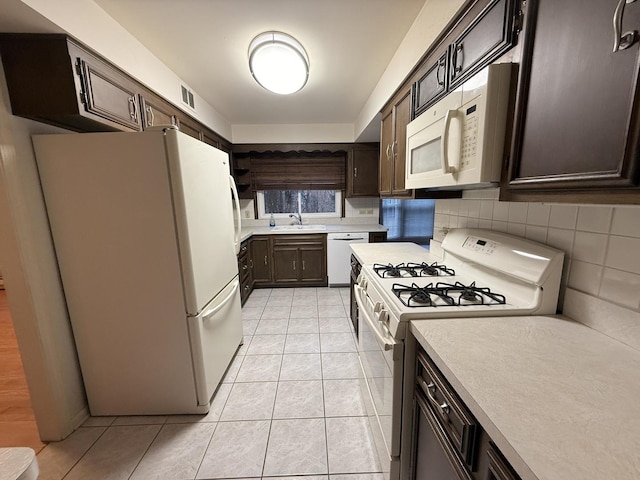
[355, 284, 396, 352]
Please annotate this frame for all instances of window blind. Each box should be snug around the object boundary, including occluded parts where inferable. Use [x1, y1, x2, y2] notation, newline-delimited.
[251, 155, 346, 190]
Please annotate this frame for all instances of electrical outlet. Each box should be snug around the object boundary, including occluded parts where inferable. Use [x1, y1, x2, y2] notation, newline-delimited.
[244, 210, 251, 218]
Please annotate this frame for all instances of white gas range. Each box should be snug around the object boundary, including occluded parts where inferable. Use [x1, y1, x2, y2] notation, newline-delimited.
[352, 229, 564, 480]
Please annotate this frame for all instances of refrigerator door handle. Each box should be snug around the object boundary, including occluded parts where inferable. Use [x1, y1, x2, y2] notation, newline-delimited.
[201, 279, 240, 322]
[229, 175, 242, 255]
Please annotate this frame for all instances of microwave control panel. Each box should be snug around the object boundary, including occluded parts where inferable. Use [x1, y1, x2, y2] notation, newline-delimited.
[461, 104, 478, 168]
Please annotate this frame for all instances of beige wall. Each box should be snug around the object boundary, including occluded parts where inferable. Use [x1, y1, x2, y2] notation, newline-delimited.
[0, 60, 87, 440]
[434, 189, 640, 314]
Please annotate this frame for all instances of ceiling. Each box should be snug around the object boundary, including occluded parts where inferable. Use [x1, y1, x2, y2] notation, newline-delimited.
[90, 0, 427, 128]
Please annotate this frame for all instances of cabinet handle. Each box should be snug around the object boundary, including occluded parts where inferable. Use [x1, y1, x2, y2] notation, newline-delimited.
[302, 260, 306, 270]
[354, 167, 358, 178]
[436, 58, 445, 87]
[385, 143, 392, 161]
[249, 259, 253, 268]
[425, 381, 450, 417]
[392, 140, 397, 157]
[264, 255, 268, 265]
[128, 96, 138, 122]
[293, 260, 296, 270]
[452, 44, 463, 76]
[145, 105, 155, 126]
[613, 0, 638, 52]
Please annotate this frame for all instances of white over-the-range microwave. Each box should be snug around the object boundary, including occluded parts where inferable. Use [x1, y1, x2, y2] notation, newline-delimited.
[405, 63, 514, 189]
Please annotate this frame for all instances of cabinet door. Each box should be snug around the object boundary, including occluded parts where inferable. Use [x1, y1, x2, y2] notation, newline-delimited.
[486, 443, 520, 480]
[299, 246, 326, 284]
[348, 146, 380, 197]
[380, 108, 394, 196]
[201, 130, 221, 148]
[449, 0, 517, 88]
[77, 57, 142, 131]
[273, 246, 299, 284]
[504, 0, 640, 202]
[140, 95, 175, 129]
[392, 90, 412, 196]
[414, 51, 448, 117]
[177, 116, 202, 140]
[251, 237, 272, 285]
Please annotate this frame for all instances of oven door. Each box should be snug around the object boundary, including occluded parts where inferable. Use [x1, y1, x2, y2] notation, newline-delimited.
[355, 282, 404, 463]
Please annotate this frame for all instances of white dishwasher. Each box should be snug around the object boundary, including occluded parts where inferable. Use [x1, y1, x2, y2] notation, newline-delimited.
[327, 232, 368, 286]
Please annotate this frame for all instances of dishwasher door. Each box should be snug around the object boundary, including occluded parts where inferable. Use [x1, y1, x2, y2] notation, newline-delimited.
[327, 232, 368, 286]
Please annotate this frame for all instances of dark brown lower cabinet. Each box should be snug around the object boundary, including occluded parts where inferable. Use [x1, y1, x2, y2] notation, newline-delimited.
[273, 247, 299, 284]
[272, 234, 327, 287]
[250, 236, 272, 286]
[412, 344, 521, 480]
[238, 240, 251, 306]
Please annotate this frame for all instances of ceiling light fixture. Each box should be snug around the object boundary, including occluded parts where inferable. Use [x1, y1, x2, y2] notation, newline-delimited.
[248, 31, 309, 95]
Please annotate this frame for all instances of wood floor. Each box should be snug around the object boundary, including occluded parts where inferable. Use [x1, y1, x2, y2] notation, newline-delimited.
[0, 289, 46, 453]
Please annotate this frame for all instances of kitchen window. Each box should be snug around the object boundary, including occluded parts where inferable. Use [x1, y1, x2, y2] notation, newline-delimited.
[257, 190, 342, 219]
[380, 198, 435, 245]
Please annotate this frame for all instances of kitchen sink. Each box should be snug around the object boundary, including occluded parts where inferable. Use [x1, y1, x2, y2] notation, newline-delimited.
[272, 224, 327, 231]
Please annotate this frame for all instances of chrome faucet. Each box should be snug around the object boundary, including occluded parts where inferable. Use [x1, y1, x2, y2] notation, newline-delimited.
[289, 212, 302, 225]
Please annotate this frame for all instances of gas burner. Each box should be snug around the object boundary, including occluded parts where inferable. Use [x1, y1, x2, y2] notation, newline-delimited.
[373, 263, 405, 278]
[406, 262, 455, 277]
[392, 283, 455, 308]
[373, 262, 455, 278]
[435, 281, 506, 306]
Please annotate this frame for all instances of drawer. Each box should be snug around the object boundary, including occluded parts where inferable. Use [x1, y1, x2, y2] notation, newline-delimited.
[239, 254, 250, 282]
[416, 349, 479, 470]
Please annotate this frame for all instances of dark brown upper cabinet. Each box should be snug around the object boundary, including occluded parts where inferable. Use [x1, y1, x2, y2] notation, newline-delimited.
[140, 93, 176, 129]
[347, 144, 380, 197]
[448, 0, 518, 88]
[175, 113, 202, 140]
[413, 50, 449, 118]
[502, 0, 640, 204]
[0, 34, 143, 132]
[380, 87, 413, 197]
[412, 0, 520, 118]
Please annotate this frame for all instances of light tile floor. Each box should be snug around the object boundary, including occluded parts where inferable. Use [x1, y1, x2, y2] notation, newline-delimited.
[36, 287, 383, 480]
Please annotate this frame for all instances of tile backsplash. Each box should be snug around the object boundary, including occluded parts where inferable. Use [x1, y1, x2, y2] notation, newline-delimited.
[433, 188, 640, 314]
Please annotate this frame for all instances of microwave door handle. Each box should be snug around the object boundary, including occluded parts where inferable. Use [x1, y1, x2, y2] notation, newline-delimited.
[441, 109, 459, 174]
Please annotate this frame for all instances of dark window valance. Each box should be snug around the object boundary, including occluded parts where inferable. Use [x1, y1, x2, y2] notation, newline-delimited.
[251, 155, 346, 191]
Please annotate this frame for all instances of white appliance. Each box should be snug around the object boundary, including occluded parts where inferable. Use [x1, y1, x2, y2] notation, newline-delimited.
[327, 232, 368, 286]
[353, 228, 564, 480]
[405, 63, 513, 190]
[33, 128, 243, 416]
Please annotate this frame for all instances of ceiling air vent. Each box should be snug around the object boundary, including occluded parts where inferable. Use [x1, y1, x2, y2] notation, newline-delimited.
[181, 85, 195, 109]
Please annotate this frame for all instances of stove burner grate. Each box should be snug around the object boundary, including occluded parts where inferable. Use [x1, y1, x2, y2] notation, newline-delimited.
[373, 262, 455, 278]
[406, 262, 456, 277]
[392, 281, 507, 308]
[392, 283, 455, 307]
[435, 281, 507, 306]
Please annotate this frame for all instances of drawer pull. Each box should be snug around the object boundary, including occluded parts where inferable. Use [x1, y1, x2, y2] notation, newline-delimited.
[426, 381, 450, 416]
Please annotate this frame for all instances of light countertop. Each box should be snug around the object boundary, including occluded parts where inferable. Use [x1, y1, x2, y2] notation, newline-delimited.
[350, 241, 431, 265]
[239, 224, 387, 243]
[410, 316, 640, 480]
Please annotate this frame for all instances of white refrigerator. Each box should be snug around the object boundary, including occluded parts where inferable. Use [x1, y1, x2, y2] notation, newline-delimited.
[33, 128, 243, 416]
